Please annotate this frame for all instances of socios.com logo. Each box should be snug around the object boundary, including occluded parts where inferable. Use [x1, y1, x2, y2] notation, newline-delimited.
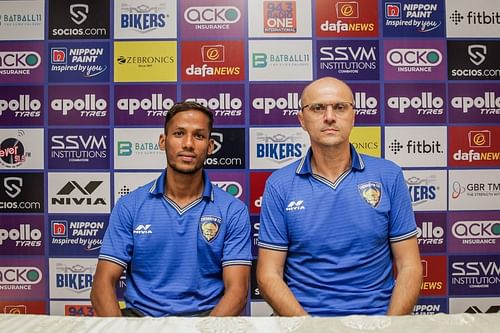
[0, 52, 41, 69]
[184, 6, 241, 24]
[387, 49, 442, 67]
[0, 267, 42, 284]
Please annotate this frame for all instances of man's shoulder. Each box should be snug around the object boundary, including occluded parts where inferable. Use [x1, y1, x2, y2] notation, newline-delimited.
[267, 159, 302, 184]
[361, 154, 402, 171]
[116, 178, 157, 206]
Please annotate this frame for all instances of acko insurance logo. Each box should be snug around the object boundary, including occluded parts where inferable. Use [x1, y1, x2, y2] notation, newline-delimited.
[0, 216, 43, 255]
[384, 0, 444, 37]
[448, 83, 500, 123]
[0, 42, 44, 83]
[48, 85, 109, 126]
[114, 0, 177, 39]
[420, 255, 447, 296]
[249, 39, 312, 81]
[0, 86, 43, 126]
[384, 40, 445, 80]
[385, 83, 446, 124]
[448, 41, 500, 80]
[404, 170, 447, 211]
[49, 0, 109, 39]
[49, 215, 108, 256]
[349, 126, 381, 157]
[249, 83, 304, 125]
[114, 172, 160, 203]
[182, 84, 245, 125]
[0, 0, 44, 40]
[49, 258, 96, 298]
[0, 173, 43, 213]
[180, 0, 244, 39]
[0, 258, 45, 299]
[114, 41, 176, 82]
[114, 128, 165, 170]
[115, 84, 176, 126]
[412, 298, 447, 315]
[48, 128, 110, 169]
[449, 126, 500, 167]
[182, 40, 244, 81]
[449, 297, 500, 313]
[316, 0, 378, 37]
[48, 42, 109, 82]
[249, 172, 271, 214]
[446, 0, 500, 38]
[449, 255, 500, 295]
[385, 126, 446, 167]
[449, 212, 500, 254]
[208, 171, 246, 201]
[0, 129, 44, 170]
[415, 212, 446, 253]
[449, 170, 500, 211]
[205, 128, 245, 169]
[317, 40, 379, 80]
[250, 127, 310, 169]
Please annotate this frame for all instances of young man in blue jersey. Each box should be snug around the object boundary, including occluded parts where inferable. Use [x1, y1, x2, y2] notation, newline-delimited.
[257, 77, 422, 316]
[91, 101, 252, 317]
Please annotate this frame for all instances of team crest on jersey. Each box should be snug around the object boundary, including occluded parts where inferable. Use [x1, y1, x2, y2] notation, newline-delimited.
[200, 215, 222, 242]
[358, 182, 382, 208]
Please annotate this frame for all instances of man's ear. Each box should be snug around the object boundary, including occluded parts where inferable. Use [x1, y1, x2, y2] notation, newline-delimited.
[158, 133, 166, 151]
[207, 137, 215, 155]
[297, 111, 306, 131]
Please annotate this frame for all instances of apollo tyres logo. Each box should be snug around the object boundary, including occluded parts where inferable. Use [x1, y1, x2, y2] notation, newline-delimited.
[449, 126, 500, 167]
[416, 213, 446, 253]
[316, 0, 378, 37]
[0, 86, 43, 125]
[448, 41, 500, 80]
[448, 83, 500, 123]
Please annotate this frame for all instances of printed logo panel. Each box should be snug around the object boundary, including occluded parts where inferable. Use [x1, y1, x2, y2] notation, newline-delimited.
[449, 297, 500, 314]
[114, 84, 176, 126]
[316, 0, 379, 37]
[114, 0, 177, 39]
[249, 127, 310, 169]
[251, 215, 259, 257]
[0, 129, 44, 170]
[48, 42, 109, 83]
[205, 128, 245, 170]
[0, 172, 44, 213]
[416, 212, 447, 253]
[49, 258, 97, 299]
[114, 172, 160, 204]
[0, 42, 44, 83]
[448, 212, 500, 254]
[247, 0, 312, 37]
[351, 83, 380, 124]
[0, 301, 46, 314]
[48, 172, 110, 214]
[384, 39, 446, 81]
[448, 83, 500, 124]
[0, 0, 44, 40]
[249, 83, 305, 125]
[48, 0, 110, 40]
[448, 126, 500, 167]
[48, 85, 110, 126]
[448, 41, 500, 81]
[0, 257, 46, 299]
[48, 128, 110, 170]
[317, 40, 379, 80]
[384, 83, 446, 124]
[384, 126, 447, 167]
[181, 40, 244, 82]
[0, 215, 44, 255]
[251, 259, 262, 300]
[249, 172, 271, 214]
[420, 255, 447, 296]
[208, 171, 246, 202]
[249, 40, 312, 81]
[114, 128, 165, 170]
[50, 301, 95, 316]
[114, 41, 177, 82]
[403, 170, 447, 211]
[446, 0, 500, 38]
[412, 298, 448, 315]
[449, 255, 500, 296]
[349, 126, 381, 157]
[0, 86, 44, 126]
[250, 301, 273, 316]
[181, 84, 245, 125]
[383, 0, 445, 37]
[180, 0, 245, 39]
[49, 215, 109, 257]
[449, 169, 500, 211]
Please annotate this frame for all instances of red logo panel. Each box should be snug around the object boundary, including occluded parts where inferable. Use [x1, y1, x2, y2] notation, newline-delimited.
[316, 0, 378, 37]
[420, 255, 447, 296]
[448, 126, 500, 167]
[250, 172, 272, 214]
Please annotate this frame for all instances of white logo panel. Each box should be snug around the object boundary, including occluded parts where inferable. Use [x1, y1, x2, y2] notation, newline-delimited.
[114, 172, 161, 204]
[384, 126, 447, 167]
[250, 127, 310, 169]
[449, 297, 500, 314]
[250, 301, 273, 316]
[0, 0, 44, 40]
[114, 128, 165, 170]
[49, 258, 97, 299]
[0, 128, 44, 169]
[403, 170, 447, 211]
[449, 169, 500, 210]
[446, 0, 500, 37]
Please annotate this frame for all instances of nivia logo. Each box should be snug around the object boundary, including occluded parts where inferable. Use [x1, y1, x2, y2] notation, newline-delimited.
[465, 305, 500, 313]
[468, 45, 487, 66]
[52, 181, 106, 206]
[70, 4, 89, 25]
[4, 177, 23, 198]
[134, 224, 152, 234]
[57, 181, 102, 196]
[286, 200, 305, 211]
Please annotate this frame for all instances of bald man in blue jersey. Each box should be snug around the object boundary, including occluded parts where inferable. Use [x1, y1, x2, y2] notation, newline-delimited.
[91, 102, 252, 317]
[257, 77, 422, 316]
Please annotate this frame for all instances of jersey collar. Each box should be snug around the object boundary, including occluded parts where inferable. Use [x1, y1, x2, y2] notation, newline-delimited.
[149, 169, 214, 201]
[295, 143, 365, 175]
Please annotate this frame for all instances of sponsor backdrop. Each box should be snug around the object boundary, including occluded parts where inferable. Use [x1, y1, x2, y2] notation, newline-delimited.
[0, 0, 499, 316]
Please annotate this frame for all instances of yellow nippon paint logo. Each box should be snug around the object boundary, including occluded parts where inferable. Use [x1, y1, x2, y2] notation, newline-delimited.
[114, 41, 177, 82]
[350, 126, 381, 157]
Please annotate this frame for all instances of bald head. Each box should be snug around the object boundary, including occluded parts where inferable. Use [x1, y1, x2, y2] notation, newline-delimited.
[301, 77, 354, 107]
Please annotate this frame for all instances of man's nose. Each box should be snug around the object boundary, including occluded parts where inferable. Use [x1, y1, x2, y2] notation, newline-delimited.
[323, 105, 337, 122]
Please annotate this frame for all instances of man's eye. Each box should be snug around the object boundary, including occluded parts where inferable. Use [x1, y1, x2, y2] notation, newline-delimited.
[310, 104, 325, 112]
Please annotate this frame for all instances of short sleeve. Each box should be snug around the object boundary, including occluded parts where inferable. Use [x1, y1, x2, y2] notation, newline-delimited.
[388, 170, 418, 242]
[258, 180, 289, 251]
[222, 203, 252, 266]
